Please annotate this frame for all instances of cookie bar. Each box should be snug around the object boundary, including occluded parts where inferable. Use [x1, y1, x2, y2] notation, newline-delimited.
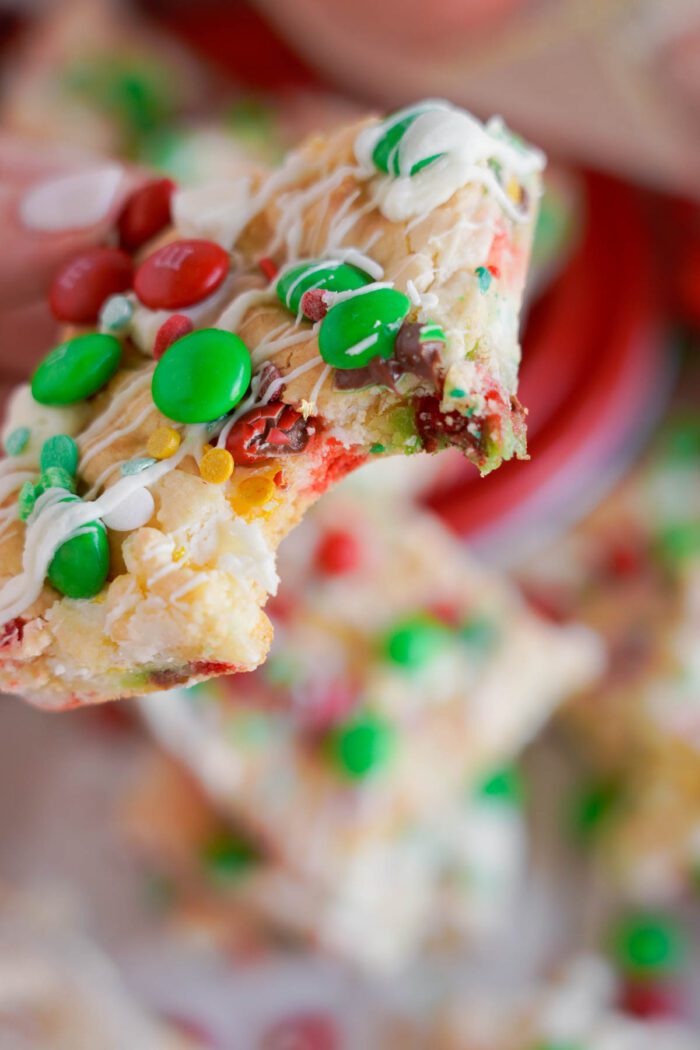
[0, 100, 544, 707]
[139, 493, 599, 968]
[0, 885, 188, 1049]
[519, 365, 700, 902]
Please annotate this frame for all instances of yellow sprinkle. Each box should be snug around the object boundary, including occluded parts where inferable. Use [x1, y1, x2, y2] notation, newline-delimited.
[200, 447, 234, 484]
[172, 546, 186, 563]
[237, 475, 275, 507]
[203, 443, 214, 454]
[147, 426, 181, 460]
[506, 176, 521, 203]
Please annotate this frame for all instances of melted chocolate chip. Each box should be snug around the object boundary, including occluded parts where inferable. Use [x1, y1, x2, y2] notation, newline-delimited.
[333, 321, 444, 393]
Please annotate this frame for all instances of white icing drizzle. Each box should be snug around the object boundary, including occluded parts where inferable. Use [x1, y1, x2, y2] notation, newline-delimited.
[346, 333, 378, 358]
[327, 247, 383, 280]
[268, 165, 365, 261]
[216, 288, 275, 336]
[79, 398, 155, 474]
[279, 260, 343, 311]
[308, 363, 331, 406]
[77, 371, 152, 455]
[354, 100, 544, 223]
[0, 428, 205, 624]
[322, 280, 395, 309]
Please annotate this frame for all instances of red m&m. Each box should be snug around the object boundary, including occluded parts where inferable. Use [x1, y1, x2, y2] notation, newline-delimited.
[49, 247, 133, 324]
[118, 178, 175, 251]
[315, 529, 361, 575]
[134, 239, 229, 311]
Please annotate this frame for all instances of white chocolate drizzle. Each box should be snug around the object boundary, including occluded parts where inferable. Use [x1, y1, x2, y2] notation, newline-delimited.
[355, 100, 544, 223]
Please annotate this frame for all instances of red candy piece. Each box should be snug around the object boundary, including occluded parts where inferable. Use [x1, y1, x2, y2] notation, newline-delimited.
[619, 979, 685, 1020]
[315, 529, 361, 576]
[49, 247, 133, 324]
[134, 239, 229, 310]
[300, 287, 328, 321]
[258, 256, 279, 281]
[118, 178, 175, 251]
[225, 402, 309, 466]
[153, 314, 194, 360]
[262, 1014, 338, 1050]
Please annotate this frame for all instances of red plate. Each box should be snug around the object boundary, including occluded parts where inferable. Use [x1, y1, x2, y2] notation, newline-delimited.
[423, 173, 669, 555]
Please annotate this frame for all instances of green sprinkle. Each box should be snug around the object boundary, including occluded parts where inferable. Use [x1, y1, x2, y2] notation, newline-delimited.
[4, 427, 29, 456]
[202, 831, 257, 883]
[121, 457, 157, 476]
[449, 388, 466, 398]
[328, 712, 394, 779]
[18, 481, 38, 521]
[475, 266, 493, 293]
[370, 443, 385, 454]
[611, 913, 685, 978]
[40, 435, 78, 476]
[383, 613, 450, 669]
[476, 766, 524, 806]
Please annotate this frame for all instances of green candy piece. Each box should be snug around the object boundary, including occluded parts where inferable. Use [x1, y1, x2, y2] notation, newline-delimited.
[202, 831, 257, 883]
[40, 466, 76, 494]
[569, 779, 619, 841]
[328, 712, 394, 779]
[383, 613, 450, 669]
[152, 328, 252, 424]
[319, 288, 411, 369]
[40, 435, 79, 476]
[48, 499, 109, 600]
[4, 426, 30, 456]
[31, 333, 122, 406]
[476, 766, 524, 806]
[372, 107, 444, 176]
[276, 260, 371, 316]
[612, 913, 684, 979]
[18, 480, 39, 522]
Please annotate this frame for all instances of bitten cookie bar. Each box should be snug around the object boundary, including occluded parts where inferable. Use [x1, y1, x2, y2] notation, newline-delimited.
[0, 100, 544, 707]
[140, 493, 599, 969]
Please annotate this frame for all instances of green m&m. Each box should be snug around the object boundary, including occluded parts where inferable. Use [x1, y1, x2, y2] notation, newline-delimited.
[372, 105, 445, 177]
[383, 613, 450, 669]
[611, 913, 684, 979]
[31, 333, 122, 405]
[152, 328, 252, 424]
[319, 288, 410, 369]
[328, 711, 394, 780]
[47, 497, 110, 600]
[201, 830, 258, 883]
[276, 260, 371, 317]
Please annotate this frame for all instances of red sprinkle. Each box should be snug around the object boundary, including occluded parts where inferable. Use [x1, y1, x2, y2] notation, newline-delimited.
[118, 178, 175, 251]
[49, 247, 133, 324]
[258, 256, 279, 281]
[487, 264, 501, 279]
[273, 470, 287, 489]
[315, 529, 361, 576]
[300, 287, 328, 321]
[153, 314, 194, 360]
[134, 239, 229, 310]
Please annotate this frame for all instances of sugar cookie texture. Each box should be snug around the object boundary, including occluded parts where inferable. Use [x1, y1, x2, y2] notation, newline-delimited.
[0, 101, 544, 708]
